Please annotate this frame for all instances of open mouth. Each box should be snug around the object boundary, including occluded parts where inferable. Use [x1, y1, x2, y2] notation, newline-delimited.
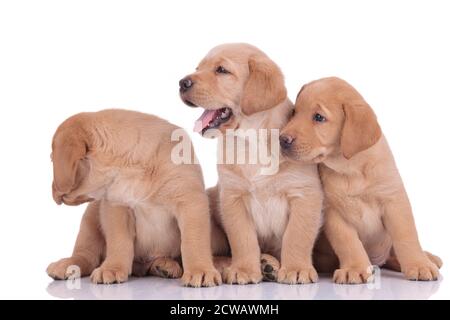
[184, 99, 197, 107]
[194, 107, 233, 135]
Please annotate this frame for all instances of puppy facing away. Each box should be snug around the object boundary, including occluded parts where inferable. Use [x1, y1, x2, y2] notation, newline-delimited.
[179, 43, 323, 284]
[280, 77, 442, 283]
[46, 109, 228, 287]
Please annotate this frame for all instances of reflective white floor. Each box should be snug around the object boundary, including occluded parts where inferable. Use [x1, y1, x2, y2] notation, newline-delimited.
[45, 270, 444, 300]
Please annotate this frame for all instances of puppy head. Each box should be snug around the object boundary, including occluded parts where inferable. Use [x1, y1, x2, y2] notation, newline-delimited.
[280, 77, 381, 163]
[51, 114, 92, 205]
[179, 43, 287, 136]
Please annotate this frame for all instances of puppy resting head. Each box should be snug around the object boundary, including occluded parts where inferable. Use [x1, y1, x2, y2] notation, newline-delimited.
[179, 43, 287, 136]
[280, 77, 381, 163]
[51, 114, 92, 206]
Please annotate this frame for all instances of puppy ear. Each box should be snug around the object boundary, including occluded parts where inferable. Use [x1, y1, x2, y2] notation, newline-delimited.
[295, 84, 307, 102]
[240, 55, 287, 115]
[52, 122, 89, 194]
[52, 181, 63, 205]
[341, 101, 382, 159]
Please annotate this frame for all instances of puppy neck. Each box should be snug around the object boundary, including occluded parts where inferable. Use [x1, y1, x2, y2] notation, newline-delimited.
[321, 135, 388, 176]
[238, 98, 293, 131]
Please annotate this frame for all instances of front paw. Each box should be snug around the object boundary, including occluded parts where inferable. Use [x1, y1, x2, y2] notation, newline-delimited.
[403, 259, 439, 281]
[333, 266, 372, 284]
[223, 264, 262, 285]
[278, 265, 318, 284]
[90, 264, 129, 284]
[47, 257, 87, 280]
[182, 268, 222, 287]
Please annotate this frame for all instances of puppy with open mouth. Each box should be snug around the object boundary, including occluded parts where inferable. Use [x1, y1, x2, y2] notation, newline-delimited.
[280, 77, 442, 283]
[180, 43, 323, 284]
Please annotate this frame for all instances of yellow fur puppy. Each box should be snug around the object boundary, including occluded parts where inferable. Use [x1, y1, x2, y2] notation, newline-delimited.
[280, 77, 442, 283]
[180, 44, 323, 284]
[46, 109, 227, 287]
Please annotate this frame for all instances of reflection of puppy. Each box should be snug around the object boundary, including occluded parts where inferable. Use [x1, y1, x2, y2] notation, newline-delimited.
[46, 109, 227, 287]
[281, 77, 442, 283]
[180, 44, 323, 284]
[331, 270, 441, 299]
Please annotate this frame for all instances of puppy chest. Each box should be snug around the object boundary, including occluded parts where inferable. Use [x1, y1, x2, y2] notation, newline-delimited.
[133, 204, 181, 260]
[336, 196, 385, 243]
[245, 183, 289, 242]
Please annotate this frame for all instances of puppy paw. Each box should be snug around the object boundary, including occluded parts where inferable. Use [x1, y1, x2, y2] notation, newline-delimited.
[150, 257, 183, 279]
[46, 257, 87, 280]
[182, 268, 222, 287]
[278, 265, 318, 284]
[260, 254, 280, 282]
[425, 251, 443, 269]
[223, 265, 262, 285]
[333, 266, 373, 284]
[403, 259, 439, 281]
[90, 264, 129, 284]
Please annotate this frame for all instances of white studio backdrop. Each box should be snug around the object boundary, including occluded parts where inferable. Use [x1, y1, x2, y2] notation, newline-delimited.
[0, 0, 449, 299]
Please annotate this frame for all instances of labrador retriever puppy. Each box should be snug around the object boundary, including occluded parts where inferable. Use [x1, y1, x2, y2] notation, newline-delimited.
[179, 43, 323, 284]
[46, 109, 226, 287]
[280, 77, 442, 283]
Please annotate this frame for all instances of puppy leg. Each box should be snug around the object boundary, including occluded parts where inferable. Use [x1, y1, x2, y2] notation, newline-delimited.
[207, 186, 231, 256]
[221, 192, 262, 285]
[90, 201, 135, 284]
[47, 201, 104, 280]
[278, 195, 322, 284]
[325, 208, 373, 284]
[382, 193, 440, 281]
[148, 257, 183, 279]
[176, 192, 221, 287]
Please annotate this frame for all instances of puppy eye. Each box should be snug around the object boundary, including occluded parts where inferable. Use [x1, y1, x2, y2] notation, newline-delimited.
[313, 113, 326, 122]
[216, 66, 230, 74]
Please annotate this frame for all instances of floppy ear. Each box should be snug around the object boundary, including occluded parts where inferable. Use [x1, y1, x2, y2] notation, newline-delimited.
[240, 55, 287, 115]
[295, 84, 307, 102]
[52, 181, 63, 205]
[341, 101, 382, 159]
[52, 126, 89, 194]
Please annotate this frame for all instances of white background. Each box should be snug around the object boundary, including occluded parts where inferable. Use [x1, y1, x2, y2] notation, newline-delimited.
[0, 0, 449, 299]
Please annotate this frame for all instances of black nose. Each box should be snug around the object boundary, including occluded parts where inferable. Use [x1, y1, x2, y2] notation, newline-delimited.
[280, 135, 294, 150]
[179, 77, 194, 92]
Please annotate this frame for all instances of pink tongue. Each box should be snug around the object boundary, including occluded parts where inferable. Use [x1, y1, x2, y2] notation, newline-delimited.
[194, 109, 218, 133]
